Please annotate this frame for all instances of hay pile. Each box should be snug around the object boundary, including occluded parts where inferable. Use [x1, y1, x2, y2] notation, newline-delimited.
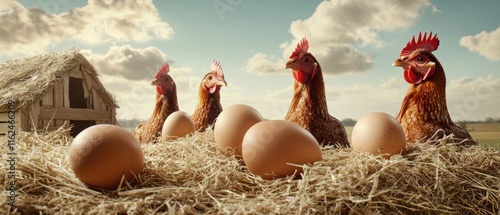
[0, 49, 117, 110]
[1, 127, 499, 214]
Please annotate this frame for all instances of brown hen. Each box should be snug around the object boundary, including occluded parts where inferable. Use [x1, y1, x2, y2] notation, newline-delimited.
[192, 60, 227, 131]
[134, 63, 179, 143]
[284, 38, 349, 147]
[393, 32, 472, 143]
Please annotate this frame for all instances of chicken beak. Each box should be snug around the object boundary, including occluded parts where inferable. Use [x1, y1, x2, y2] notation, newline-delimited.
[151, 78, 159, 86]
[392, 58, 408, 68]
[216, 80, 227, 87]
[285, 58, 297, 69]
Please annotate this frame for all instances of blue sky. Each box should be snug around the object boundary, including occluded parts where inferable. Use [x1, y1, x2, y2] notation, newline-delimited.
[1, 0, 499, 121]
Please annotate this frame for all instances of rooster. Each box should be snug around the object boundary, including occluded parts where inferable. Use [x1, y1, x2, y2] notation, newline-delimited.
[192, 60, 227, 131]
[393, 32, 472, 143]
[284, 38, 349, 147]
[134, 63, 179, 143]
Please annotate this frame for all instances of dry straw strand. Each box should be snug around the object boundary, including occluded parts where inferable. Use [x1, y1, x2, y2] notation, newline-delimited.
[0, 128, 499, 214]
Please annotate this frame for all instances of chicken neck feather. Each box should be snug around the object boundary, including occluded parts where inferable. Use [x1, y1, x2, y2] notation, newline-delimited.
[285, 69, 348, 147]
[397, 63, 471, 142]
[192, 85, 223, 131]
[135, 89, 179, 143]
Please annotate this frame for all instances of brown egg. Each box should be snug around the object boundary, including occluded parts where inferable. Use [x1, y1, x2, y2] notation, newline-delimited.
[242, 120, 322, 180]
[161, 111, 195, 141]
[69, 124, 144, 190]
[214, 104, 264, 156]
[351, 112, 406, 158]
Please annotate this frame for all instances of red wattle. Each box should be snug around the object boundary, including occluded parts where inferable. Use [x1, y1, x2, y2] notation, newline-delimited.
[403, 67, 423, 84]
[156, 87, 164, 95]
[293, 69, 309, 84]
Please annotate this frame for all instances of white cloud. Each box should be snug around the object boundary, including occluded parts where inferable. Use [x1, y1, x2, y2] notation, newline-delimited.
[460, 27, 500, 61]
[244, 53, 285, 74]
[379, 77, 403, 89]
[102, 74, 202, 120]
[82, 45, 200, 119]
[99, 75, 156, 120]
[83, 45, 170, 81]
[329, 79, 407, 120]
[0, 0, 174, 57]
[247, 0, 432, 75]
[175, 76, 201, 101]
[447, 75, 500, 121]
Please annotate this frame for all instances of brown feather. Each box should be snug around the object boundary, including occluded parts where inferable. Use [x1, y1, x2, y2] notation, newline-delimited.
[134, 87, 179, 143]
[192, 84, 223, 132]
[397, 51, 472, 143]
[284, 54, 349, 147]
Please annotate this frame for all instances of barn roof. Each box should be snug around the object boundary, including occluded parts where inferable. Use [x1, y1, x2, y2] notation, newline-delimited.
[0, 49, 118, 110]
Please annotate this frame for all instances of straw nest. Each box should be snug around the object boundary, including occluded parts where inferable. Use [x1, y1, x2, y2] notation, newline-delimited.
[1, 127, 499, 214]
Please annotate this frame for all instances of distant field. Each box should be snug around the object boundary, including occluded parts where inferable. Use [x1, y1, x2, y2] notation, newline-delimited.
[344, 123, 500, 149]
[467, 123, 500, 148]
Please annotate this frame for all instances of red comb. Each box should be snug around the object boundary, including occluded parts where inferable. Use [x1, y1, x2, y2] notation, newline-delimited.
[155, 63, 170, 78]
[210, 60, 224, 78]
[400, 32, 439, 56]
[289, 37, 309, 58]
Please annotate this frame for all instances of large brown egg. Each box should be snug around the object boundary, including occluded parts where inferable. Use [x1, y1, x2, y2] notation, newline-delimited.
[162, 111, 195, 141]
[214, 104, 264, 156]
[351, 112, 406, 158]
[69, 124, 144, 190]
[242, 120, 322, 180]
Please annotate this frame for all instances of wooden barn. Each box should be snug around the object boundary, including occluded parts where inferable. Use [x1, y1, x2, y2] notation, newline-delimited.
[0, 49, 118, 137]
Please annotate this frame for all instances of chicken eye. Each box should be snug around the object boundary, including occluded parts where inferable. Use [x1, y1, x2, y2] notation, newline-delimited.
[417, 56, 425, 63]
[304, 58, 311, 63]
[207, 75, 213, 80]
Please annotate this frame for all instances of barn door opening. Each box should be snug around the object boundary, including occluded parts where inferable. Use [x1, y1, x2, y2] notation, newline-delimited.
[69, 77, 87, 108]
[69, 77, 94, 137]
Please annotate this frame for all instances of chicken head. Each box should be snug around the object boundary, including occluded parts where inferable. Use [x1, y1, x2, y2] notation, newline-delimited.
[285, 38, 318, 84]
[202, 60, 227, 94]
[152, 63, 175, 96]
[393, 32, 440, 85]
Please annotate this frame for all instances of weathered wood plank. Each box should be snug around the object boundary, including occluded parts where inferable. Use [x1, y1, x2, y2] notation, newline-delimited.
[82, 68, 94, 96]
[0, 111, 20, 135]
[69, 66, 83, 79]
[63, 76, 70, 108]
[41, 89, 54, 107]
[32, 104, 40, 131]
[94, 91, 101, 110]
[0, 111, 18, 122]
[39, 107, 112, 121]
[81, 68, 92, 103]
[54, 81, 64, 108]
[55, 119, 64, 127]
[19, 107, 29, 131]
[37, 126, 63, 132]
[0, 123, 18, 135]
